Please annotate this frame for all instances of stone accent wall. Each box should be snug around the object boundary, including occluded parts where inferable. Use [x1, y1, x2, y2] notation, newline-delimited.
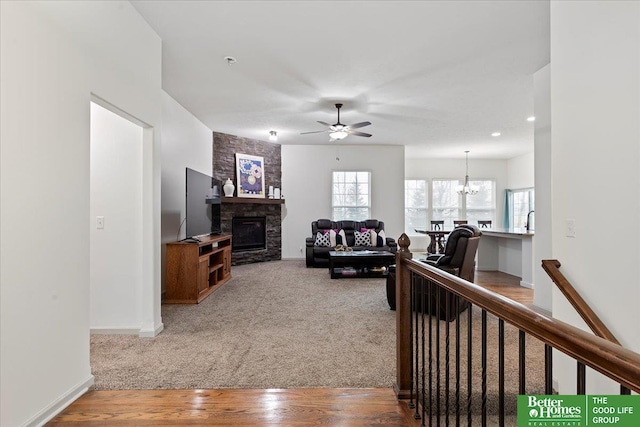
[212, 132, 282, 265]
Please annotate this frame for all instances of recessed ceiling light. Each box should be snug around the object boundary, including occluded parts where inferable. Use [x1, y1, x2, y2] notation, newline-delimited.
[527, 116, 536, 122]
[491, 132, 501, 137]
[223, 56, 237, 65]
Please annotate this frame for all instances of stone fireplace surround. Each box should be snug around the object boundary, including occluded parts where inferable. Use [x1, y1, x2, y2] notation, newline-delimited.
[212, 132, 282, 265]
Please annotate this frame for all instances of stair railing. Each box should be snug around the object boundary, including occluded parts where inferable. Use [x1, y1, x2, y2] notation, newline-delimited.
[542, 259, 629, 394]
[394, 234, 640, 426]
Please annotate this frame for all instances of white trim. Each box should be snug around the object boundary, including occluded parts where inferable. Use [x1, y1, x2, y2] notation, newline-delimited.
[90, 327, 140, 335]
[139, 322, 164, 338]
[23, 375, 94, 427]
[520, 280, 534, 289]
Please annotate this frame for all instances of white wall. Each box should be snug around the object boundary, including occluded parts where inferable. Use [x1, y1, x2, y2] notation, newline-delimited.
[0, 2, 162, 425]
[405, 157, 508, 251]
[551, 1, 640, 393]
[281, 144, 404, 259]
[90, 102, 143, 333]
[533, 64, 553, 311]
[506, 152, 534, 189]
[160, 91, 213, 288]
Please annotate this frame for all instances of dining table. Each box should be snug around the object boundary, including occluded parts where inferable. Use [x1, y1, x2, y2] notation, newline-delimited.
[414, 229, 452, 254]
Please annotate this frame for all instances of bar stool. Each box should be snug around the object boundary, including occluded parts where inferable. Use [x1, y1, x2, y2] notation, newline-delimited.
[478, 220, 492, 228]
[453, 220, 468, 227]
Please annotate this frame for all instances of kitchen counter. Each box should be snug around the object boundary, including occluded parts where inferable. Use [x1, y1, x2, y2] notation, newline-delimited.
[477, 228, 534, 288]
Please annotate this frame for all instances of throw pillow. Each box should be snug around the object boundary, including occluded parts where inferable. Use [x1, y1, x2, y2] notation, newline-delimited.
[337, 229, 347, 246]
[377, 229, 386, 247]
[369, 229, 379, 247]
[329, 229, 337, 247]
[314, 231, 331, 247]
[354, 230, 371, 246]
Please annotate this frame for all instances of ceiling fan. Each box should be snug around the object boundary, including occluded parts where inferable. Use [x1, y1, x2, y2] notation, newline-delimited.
[301, 103, 372, 141]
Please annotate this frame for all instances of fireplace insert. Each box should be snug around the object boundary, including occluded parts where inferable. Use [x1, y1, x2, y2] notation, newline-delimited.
[232, 216, 267, 252]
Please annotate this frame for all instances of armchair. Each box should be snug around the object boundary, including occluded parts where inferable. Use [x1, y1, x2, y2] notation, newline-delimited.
[422, 224, 482, 320]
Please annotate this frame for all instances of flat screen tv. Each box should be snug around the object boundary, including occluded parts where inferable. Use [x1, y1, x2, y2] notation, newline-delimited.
[185, 168, 222, 239]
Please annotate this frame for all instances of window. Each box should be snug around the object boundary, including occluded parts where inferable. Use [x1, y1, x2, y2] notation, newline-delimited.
[512, 188, 534, 229]
[405, 180, 428, 234]
[431, 180, 461, 230]
[332, 171, 371, 220]
[431, 179, 496, 229]
[465, 180, 496, 226]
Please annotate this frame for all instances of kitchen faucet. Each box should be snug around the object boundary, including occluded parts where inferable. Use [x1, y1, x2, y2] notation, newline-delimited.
[525, 210, 535, 231]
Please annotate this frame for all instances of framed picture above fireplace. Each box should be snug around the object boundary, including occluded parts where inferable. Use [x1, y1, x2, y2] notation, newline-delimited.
[236, 153, 265, 198]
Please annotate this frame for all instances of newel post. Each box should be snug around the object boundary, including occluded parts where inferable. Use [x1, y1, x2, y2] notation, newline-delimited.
[394, 233, 413, 399]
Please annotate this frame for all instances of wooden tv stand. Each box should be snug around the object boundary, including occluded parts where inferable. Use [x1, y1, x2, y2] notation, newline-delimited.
[165, 234, 232, 303]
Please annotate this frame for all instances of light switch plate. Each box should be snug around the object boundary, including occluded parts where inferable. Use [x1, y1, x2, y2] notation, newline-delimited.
[565, 219, 575, 238]
[97, 216, 105, 229]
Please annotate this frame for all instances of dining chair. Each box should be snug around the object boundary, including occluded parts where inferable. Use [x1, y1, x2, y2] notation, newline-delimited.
[430, 220, 445, 230]
[453, 220, 468, 227]
[478, 220, 492, 228]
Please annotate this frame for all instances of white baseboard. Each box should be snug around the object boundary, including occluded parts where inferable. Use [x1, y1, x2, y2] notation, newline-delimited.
[520, 280, 535, 289]
[90, 327, 140, 335]
[24, 374, 94, 427]
[139, 322, 164, 338]
[477, 265, 498, 271]
[90, 322, 164, 337]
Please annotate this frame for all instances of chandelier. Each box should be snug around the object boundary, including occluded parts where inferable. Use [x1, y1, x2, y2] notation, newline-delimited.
[456, 151, 479, 196]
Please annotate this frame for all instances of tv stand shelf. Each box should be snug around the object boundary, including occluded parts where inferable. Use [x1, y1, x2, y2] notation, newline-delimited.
[165, 234, 232, 304]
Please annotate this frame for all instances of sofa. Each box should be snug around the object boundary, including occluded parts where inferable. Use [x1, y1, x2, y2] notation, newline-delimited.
[306, 219, 397, 268]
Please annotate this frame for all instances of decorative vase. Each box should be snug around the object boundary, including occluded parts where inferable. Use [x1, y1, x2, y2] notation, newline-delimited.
[223, 178, 235, 197]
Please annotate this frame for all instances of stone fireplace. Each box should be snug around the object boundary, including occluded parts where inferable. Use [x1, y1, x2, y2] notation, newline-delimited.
[212, 132, 282, 266]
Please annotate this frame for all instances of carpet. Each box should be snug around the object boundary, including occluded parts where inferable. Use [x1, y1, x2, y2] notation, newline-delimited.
[91, 260, 545, 408]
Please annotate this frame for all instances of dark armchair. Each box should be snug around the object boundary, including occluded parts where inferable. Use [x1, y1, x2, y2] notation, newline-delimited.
[386, 225, 482, 320]
[423, 224, 482, 320]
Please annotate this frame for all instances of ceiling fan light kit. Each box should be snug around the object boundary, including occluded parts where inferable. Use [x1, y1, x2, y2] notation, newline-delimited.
[301, 103, 372, 141]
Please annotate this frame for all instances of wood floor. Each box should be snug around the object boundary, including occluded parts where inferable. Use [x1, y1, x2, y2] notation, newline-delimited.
[48, 270, 531, 426]
[47, 388, 422, 426]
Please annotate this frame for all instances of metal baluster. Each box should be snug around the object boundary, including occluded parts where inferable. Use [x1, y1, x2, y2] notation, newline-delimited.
[577, 362, 586, 395]
[455, 296, 461, 427]
[482, 310, 487, 427]
[545, 345, 553, 395]
[445, 292, 450, 427]
[519, 330, 526, 395]
[428, 280, 433, 427]
[467, 304, 473, 427]
[413, 275, 420, 419]
[436, 286, 441, 427]
[421, 278, 426, 426]
[498, 319, 505, 427]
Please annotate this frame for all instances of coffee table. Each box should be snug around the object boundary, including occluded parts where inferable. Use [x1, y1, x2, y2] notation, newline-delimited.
[328, 250, 396, 279]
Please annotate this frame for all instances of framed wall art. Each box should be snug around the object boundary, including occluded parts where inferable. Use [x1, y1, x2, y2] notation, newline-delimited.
[235, 153, 265, 198]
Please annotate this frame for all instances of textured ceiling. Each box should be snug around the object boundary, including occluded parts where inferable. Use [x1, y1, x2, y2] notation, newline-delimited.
[132, 1, 549, 159]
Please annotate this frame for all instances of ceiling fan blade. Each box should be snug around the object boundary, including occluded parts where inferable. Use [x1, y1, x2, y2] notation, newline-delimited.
[349, 121, 372, 129]
[317, 121, 332, 126]
[300, 130, 328, 135]
[350, 131, 372, 137]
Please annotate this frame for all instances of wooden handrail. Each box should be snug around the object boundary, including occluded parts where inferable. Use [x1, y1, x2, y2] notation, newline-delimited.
[394, 234, 640, 394]
[541, 259, 619, 345]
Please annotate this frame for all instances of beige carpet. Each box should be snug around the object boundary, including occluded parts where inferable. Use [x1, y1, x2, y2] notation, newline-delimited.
[91, 260, 545, 411]
[91, 260, 396, 389]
